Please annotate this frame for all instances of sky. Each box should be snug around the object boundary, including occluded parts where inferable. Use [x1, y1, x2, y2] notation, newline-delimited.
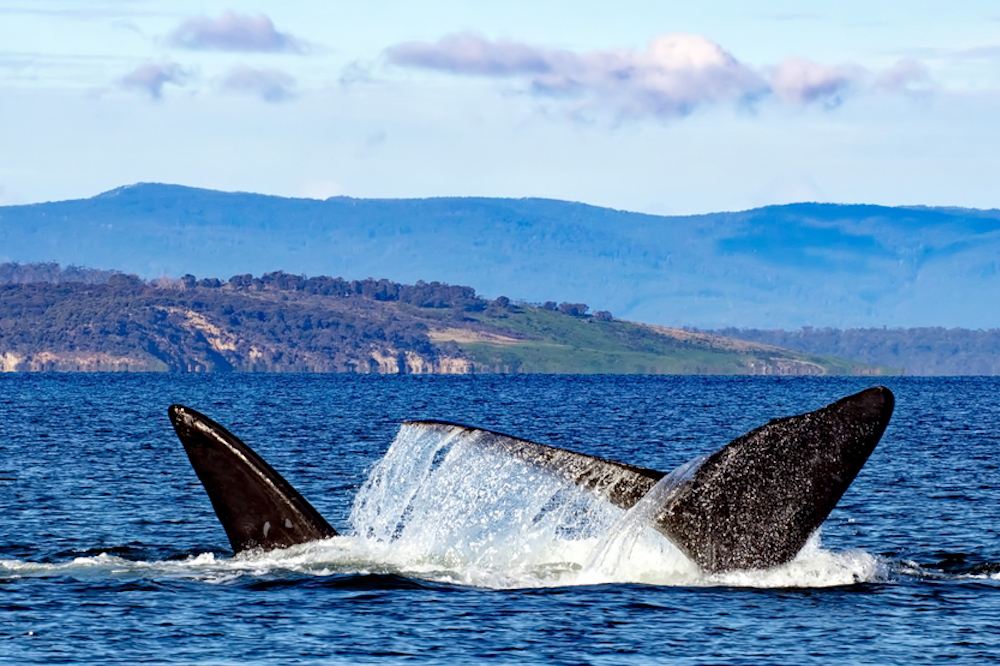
[1, 0, 999, 215]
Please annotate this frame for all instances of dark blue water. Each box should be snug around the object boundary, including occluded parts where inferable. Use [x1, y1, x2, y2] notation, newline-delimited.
[2, 375, 999, 664]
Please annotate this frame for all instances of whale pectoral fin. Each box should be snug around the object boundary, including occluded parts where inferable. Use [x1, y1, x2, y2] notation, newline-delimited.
[654, 386, 895, 573]
[402, 420, 666, 509]
[168, 405, 337, 554]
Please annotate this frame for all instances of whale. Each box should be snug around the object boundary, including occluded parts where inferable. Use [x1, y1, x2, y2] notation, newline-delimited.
[167, 385, 893, 573]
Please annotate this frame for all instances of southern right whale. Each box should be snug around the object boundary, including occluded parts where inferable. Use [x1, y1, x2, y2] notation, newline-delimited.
[168, 385, 893, 573]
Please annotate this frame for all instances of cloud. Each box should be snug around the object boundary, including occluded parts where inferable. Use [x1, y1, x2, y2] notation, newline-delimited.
[168, 11, 307, 53]
[387, 32, 552, 76]
[770, 57, 931, 105]
[387, 32, 933, 120]
[909, 43, 1000, 62]
[388, 32, 766, 119]
[768, 58, 860, 107]
[120, 62, 187, 99]
[220, 66, 296, 102]
[874, 58, 930, 93]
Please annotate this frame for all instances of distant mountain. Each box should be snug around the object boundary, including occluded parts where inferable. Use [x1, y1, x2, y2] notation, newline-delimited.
[2, 183, 999, 329]
[711, 327, 1000, 376]
[0, 265, 890, 376]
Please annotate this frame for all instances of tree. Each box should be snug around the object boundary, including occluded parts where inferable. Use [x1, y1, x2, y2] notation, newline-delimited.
[558, 302, 588, 317]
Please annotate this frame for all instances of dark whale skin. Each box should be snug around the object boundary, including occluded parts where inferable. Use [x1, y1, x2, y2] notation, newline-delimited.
[169, 404, 337, 553]
[169, 386, 892, 571]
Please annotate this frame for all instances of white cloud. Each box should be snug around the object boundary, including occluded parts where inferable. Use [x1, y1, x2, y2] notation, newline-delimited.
[168, 11, 308, 54]
[387, 32, 934, 120]
[119, 62, 186, 99]
[770, 56, 932, 106]
[388, 32, 766, 120]
[387, 32, 552, 76]
[220, 66, 296, 102]
[768, 58, 860, 106]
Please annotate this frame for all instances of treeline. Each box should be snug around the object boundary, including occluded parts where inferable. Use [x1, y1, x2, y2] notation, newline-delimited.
[213, 272, 486, 310]
[0, 263, 611, 373]
[1, 263, 486, 311]
[0, 263, 601, 317]
[712, 327, 1000, 376]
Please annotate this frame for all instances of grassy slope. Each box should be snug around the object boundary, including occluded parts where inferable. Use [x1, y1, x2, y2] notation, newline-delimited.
[435, 306, 898, 375]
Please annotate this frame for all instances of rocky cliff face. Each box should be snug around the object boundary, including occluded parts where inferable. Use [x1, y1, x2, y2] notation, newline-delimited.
[0, 351, 163, 372]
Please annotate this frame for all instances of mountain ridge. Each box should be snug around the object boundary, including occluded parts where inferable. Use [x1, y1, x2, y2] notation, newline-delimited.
[3, 182, 999, 330]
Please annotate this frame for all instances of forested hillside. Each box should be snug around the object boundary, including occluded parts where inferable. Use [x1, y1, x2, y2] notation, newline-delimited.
[0, 268, 480, 372]
[0, 263, 887, 375]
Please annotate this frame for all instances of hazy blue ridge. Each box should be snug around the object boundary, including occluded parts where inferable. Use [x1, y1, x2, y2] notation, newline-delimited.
[711, 327, 1000, 376]
[3, 182, 999, 329]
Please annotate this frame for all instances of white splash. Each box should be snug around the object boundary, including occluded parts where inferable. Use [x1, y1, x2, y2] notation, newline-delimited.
[346, 423, 625, 586]
[340, 423, 881, 589]
[578, 455, 707, 585]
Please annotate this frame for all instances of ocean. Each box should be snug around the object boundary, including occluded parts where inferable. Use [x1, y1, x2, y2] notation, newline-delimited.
[2, 374, 999, 664]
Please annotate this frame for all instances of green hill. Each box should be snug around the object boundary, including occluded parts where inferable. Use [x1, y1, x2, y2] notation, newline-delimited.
[431, 307, 888, 375]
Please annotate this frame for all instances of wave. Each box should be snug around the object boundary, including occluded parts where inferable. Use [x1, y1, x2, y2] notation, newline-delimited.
[0, 533, 890, 590]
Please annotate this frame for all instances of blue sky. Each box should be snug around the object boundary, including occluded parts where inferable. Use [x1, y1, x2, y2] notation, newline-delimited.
[1, 0, 998, 214]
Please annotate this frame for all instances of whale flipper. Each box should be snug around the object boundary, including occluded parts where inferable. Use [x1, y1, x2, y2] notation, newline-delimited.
[168, 405, 337, 553]
[406, 386, 894, 572]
